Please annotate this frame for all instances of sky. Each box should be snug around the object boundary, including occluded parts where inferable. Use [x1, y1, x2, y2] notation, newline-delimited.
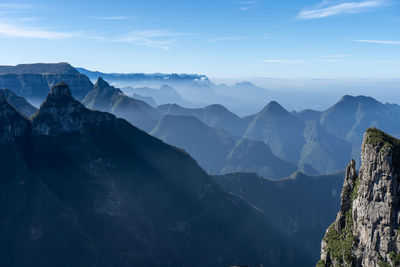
[0, 0, 399, 79]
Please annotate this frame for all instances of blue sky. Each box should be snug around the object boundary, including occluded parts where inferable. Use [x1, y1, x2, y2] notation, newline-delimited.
[0, 0, 399, 79]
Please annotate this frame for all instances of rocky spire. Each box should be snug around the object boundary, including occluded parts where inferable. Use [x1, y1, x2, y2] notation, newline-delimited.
[94, 77, 110, 89]
[32, 82, 115, 136]
[318, 128, 400, 267]
[47, 82, 73, 101]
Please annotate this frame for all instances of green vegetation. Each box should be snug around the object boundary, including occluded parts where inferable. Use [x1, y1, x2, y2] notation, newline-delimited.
[389, 251, 400, 266]
[365, 128, 400, 150]
[324, 209, 355, 265]
[351, 177, 359, 201]
[378, 260, 391, 267]
[316, 260, 326, 267]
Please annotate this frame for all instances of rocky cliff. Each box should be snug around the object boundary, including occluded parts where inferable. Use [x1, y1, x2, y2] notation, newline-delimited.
[318, 128, 400, 267]
[0, 63, 93, 101]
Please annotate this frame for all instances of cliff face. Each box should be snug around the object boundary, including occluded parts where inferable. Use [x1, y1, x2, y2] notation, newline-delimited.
[319, 128, 400, 267]
[0, 73, 93, 101]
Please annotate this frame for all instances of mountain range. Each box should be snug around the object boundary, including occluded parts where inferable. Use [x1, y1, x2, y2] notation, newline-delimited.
[0, 82, 308, 267]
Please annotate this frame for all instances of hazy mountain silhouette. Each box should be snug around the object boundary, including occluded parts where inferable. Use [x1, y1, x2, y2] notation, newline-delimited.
[214, 170, 344, 264]
[131, 93, 157, 107]
[300, 120, 352, 173]
[293, 109, 322, 122]
[0, 89, 37, 117]
[320, 95, 400, 160]
[0, 82, 308, 267]
[244, 101, 306, 163]
[244, 101, 352, 173]
[223, 138, 297, 178]
[151, 114, 297, 178]
[82, 78, 160, 131]
[124, 85, 195, 107]
[157, 103, 247, 137]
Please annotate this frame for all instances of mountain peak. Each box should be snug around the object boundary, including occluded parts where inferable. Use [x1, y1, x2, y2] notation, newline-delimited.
[33, 82, 115, 135]
[48, 82, 73, 101]
[94, 77, 110, 89]
[261, 101, 288, 115]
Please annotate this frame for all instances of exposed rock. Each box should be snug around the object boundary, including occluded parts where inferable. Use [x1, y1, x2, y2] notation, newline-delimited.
[319, 128, 400, 267]
[32, 82, 114, 135]
[0, 63, 93, 100]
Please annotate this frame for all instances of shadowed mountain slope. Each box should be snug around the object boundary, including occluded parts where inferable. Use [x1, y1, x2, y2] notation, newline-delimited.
[0, 89, 37, 117]
[151, 114, 297, 178]
[82, 78, 160, 131]
[0, 82, 308, 267]
[157, 103, 247, 137]
[214, 170, 344, 265]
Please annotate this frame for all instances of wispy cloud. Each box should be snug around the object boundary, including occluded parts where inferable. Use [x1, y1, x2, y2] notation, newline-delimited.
[0, 21, 86, 39]
[297, 0, 389, 20]
[88, 16, 136, 20]
[113, 30, 184, 50]
[207, 34, 270, 42]
[0, 20, 186, 50]
[353, 39, 400, 45]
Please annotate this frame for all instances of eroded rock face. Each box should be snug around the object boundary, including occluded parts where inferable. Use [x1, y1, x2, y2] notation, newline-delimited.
[319, 128, 400, 267]
[32, 82, 114, 135]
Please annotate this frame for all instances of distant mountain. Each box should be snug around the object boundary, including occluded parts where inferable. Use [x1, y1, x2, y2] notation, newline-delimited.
[0, 63, 93, 101]
[151, 114, 297, 178]
[124, 85, 194, 107]
[244, 101, 352, 174]
[320, 95, 400, 159]
[0, 62, 79, 74]
[76, 67, 208, 83]
[300, 120, 352, 173]
[214, 170, 344, 264]
[293, 109, 322, 122]
[244, 101, 306, 163]
[131, 93, 157, 107]
[82, 78, 160, 131]
[157, 103, 247, 137]
[151, 115, 234, 173]
[0, 89, 37, 117]
[0, 82, 307, 266]
[223, 138, 297, 178]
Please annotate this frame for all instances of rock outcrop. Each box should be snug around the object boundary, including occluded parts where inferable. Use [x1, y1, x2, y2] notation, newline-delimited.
[318, 128, 400, 267]
[0, 63, 93, 101]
